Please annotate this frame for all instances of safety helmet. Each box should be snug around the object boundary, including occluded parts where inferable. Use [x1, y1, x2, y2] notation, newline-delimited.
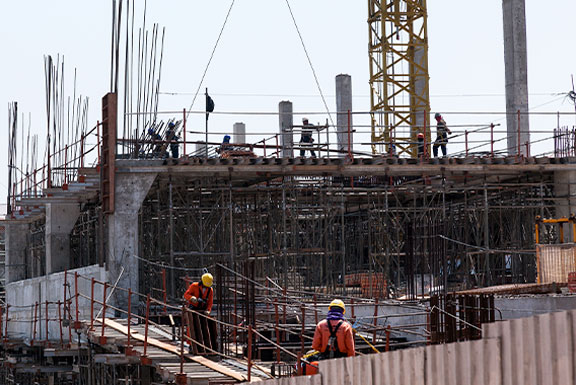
[434, 113, 442, 119]
[329, 299, 346, 313]
[168, 122, 176, 128]
[302, 117, 309, 123]
[148, 128, 155, 135]
[201, 273, 213, 288]
[417, 133, 424, 139]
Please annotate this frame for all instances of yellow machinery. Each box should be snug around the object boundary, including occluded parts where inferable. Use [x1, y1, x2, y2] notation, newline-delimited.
[368, 0, 431, 157]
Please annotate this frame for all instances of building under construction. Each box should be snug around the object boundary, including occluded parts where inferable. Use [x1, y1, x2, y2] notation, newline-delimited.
[2, 0, 576, 384]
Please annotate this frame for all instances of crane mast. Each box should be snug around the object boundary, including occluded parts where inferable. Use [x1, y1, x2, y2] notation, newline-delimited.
[368, 0, 430, 157]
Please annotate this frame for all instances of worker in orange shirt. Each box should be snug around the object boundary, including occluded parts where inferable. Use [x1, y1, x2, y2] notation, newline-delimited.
[312, 299, 355, 359]
[183, 273, 214, 314]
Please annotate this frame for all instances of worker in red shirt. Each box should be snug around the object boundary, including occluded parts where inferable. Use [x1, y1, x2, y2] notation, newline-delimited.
[312, 299, 355, 359]
[183, 273, 214, 314]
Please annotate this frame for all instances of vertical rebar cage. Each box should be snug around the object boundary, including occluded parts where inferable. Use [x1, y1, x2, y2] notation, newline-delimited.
[368, 0, 430, 157]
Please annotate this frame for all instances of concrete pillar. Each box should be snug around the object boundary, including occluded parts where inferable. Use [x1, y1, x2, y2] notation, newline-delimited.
[336, 74, 353, 157]
[279, 101, 294, 158]
[45, 203, 80, 274]
[5, 222, 28, 283]
[107, 172, 156, 310]
[503, 0, 530, 156]
[411, 46, 429, 138]
[233, 122, 246, 144]
[554, 170, 576, 241]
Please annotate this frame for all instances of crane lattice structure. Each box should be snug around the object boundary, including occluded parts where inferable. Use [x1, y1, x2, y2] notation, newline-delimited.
[368, 0, 431, 157]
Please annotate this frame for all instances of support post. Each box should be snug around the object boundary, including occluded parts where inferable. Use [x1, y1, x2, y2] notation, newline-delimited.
[100, 282, 108, 345]
[247, 325, 253, 382]
[90, 278, 95, 331]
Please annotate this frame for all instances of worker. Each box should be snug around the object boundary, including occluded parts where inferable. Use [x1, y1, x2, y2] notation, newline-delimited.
[312, 299, 355, 359]
[220, 135, 232, 153]
[183, 273, 214, 314]
[299, 118, 316, 157]
[165, 122, 180, 161]
[432, 113, 452, 157]
[148, 128, 165, 158]
[417, 132, 425, 158]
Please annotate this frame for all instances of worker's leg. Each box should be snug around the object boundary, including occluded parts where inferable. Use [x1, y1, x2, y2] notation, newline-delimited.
[300, 149, 306, 157]
[433, 143, 439, 157]
[311, 150, 316, 157]
[441, 144, 447, 156]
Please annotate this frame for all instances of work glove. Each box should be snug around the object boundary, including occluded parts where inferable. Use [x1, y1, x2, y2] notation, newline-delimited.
[190, 296, 198, 304]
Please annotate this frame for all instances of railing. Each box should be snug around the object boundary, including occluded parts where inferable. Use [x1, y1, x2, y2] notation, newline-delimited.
[9, 123, 101, 214]
[8, 109, 576, 216]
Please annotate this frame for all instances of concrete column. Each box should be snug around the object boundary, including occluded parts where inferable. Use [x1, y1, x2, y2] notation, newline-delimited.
[5, 222, 28, 283]
[233, 122, 246, 144]
[279, 101, 294, 158]
[107, 172, 156, 310]
[45, 203, 80, 274]
[503, 0, 530, 156]
[336, 74, 353, 157]
[411, 46, 429, 138]
[554, 170, 576, 241]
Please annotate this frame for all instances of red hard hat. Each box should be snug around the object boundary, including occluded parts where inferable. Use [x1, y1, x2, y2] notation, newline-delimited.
[417, 133, 424, 138]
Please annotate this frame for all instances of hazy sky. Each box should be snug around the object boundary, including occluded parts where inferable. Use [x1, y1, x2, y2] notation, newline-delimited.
[1, 1, 576, 214]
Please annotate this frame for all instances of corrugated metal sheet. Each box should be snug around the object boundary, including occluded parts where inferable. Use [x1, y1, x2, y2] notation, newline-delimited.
[248, 309, 576, 385]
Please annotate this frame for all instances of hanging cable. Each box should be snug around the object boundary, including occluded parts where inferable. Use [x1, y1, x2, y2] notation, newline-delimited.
[283, 0, 335, 127]
[186, 0, 236, 118]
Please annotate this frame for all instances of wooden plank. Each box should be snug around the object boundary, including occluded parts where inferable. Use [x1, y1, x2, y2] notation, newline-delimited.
[100, 318, 247, 382]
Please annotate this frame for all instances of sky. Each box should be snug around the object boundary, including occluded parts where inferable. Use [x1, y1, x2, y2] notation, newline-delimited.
[1, 0, 576, 214]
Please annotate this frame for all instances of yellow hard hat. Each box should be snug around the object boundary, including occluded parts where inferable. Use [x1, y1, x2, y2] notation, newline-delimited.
[202, 273, 213, 288]
[329, 299, 346, 313]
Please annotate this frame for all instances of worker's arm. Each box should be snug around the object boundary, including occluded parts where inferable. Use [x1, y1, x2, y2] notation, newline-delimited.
[183, 283, 196, 303]
[312, 322, 324, 352]
[206, 288, 214, 313]
[345, 324, 356, 357]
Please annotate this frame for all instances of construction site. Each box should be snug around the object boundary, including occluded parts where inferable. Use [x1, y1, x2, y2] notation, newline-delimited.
[2, 1, 576, 384]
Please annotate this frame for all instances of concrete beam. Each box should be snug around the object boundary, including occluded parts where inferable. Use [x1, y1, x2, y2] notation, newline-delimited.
[5, 222, 29, 283]
[336, 74, 353, 157]
[503, 0, 530, 155]
[107, 172, 156, 310]
[279, 101, 294, 158]
[45, 203, 81, 274]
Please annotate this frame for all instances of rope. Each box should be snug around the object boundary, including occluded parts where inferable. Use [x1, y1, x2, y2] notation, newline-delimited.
[186, 0, 236, 118]
[438, 234, 536, 254]
[283, 0, 335, 128]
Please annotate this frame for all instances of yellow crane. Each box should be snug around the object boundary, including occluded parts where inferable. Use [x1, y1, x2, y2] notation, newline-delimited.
[368, 0, 430, 157]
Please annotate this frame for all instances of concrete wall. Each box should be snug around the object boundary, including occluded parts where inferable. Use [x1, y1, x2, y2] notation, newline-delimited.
[4, 222, 28, 283]
[5, 264, 107, 343]
[45, 202, 80, 274]
[496, 295, 576, 320]
[554, 170, 576, 241]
